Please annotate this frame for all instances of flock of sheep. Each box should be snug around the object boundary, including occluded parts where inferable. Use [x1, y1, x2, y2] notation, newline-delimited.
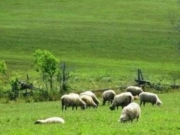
[35, 86, 162, 124]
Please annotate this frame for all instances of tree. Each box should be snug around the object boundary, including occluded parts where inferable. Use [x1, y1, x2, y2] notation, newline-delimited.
[0, 60, 8, 79]
[57, 62, 72, 94]
[33, 49, 59, 91]
[169, 2, 180, 33]
[0, 61, 19, 100]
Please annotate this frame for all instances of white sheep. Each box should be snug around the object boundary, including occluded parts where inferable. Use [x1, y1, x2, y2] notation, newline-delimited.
[80, 94, 97, 108]
[102, 89, 116, 105]
[119, 102, 141, 123]
[34, 117, 65, 124]
[61, 93, 86, 111]
[126, 86, 143, 96]
[80, 91, 100, 106]
[110, 92, 134, 110]
[139, 92, 162, 106]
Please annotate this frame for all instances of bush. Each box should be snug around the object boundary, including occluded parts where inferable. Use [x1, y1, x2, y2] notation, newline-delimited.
[32, 89, 60, 102]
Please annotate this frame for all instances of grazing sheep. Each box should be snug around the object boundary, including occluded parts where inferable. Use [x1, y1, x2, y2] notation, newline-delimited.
[80, 95, 97, 108]
[102, 90, 116, 105]
[126, 86, 143, 96]
[61, 93, 86, 111]
[139, 92, 162, 106]
[69, 93, 80, 99]
[110, 92, 134, 110]
[34, 117, 65, 124]
[80, 91, 100, 106]
[119, 102, 141, 123]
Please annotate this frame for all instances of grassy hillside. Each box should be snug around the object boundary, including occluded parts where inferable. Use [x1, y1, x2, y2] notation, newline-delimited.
[0, 0, 180, 90]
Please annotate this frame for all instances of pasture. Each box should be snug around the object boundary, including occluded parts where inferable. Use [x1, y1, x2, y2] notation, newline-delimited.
[0, 0, 180, 134]
[0, 0, 180, 91]
[0, 90, 180, 135]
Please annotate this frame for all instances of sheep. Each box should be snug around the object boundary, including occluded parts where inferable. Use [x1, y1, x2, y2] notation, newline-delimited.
[139, 92, 162, 106]
[80, 94, 97, 108]
[125, 86, 143, 96]
[102, 89, 116, 105]
[109, 92, 134, 110]
[119, 102, 141, 123]
[80, 91, 100, 106]
[61, 93, 86, 111]
[69, 93, 80, 99]
[34, 117, 65, 124]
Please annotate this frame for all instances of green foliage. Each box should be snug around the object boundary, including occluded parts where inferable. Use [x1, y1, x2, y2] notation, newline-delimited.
[0, 91, 180, 134]
[0, 60, 7, 75]
[32, 89, 60, 102]
[33, 49, 59, 90]
[9, 78, 20, 100]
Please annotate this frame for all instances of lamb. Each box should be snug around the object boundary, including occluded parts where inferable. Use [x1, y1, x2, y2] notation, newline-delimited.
[102, 89, 116, 105]
[61, 93, 86, 111]
[80, 94, 97, 108]
[119, 102, 141, 123]
[109, 92, 134, 110]
[139, 92, 162, 106]
[34, 117, 65, 124]
[80, 91, 100, 106]
[126, 86, 143, 96]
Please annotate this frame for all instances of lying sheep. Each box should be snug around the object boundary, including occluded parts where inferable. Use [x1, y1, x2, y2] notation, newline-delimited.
[126, 86, 143, 96]
[110, 92, 134, 110]
[80, 91, 100, 106]
[80, 95, 97, 108]
[119, 102, 141, 123]
[34, 117, 65, 124]
[102, 89, 116, 105]
[139, 92, 162, 106]
[61, 93, 86, 111]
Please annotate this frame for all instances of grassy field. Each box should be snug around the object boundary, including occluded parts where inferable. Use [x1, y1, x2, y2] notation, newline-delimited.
[0, 0, 180, 134]
[0, 0, 180, 90]
[0, 90, 180, 135]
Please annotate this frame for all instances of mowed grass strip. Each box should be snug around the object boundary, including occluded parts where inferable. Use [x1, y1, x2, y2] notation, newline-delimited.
[0, 0, 180, 89]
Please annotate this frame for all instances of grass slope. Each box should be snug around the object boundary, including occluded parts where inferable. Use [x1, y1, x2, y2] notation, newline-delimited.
[0, 0, 180, 89]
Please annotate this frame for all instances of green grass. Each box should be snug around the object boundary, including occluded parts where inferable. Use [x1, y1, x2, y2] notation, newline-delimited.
[0, 91, 180, 135]
[0, 1, 180, 134]
[0, 0, 180, 90]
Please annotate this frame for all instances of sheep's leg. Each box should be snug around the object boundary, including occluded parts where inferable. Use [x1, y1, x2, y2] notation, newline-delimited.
[107, 101, 110, 105]
[110, 100, 113, 105]
[137, 116, 139, 121]
[140, 101, 142, 106]
[143, 102, 145, 107]
[102, 100, 106, 106]
[130, 119, 133, 123]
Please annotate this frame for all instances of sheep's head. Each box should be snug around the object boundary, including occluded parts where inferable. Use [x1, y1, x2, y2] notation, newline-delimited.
[156, 100, 162, 106]
[119, 115, 129, 123]
[93, 104, 97, 108]
[81, 104, 86, 110]
[34, 120, 43, 124]
[109, 105, 115, 111]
